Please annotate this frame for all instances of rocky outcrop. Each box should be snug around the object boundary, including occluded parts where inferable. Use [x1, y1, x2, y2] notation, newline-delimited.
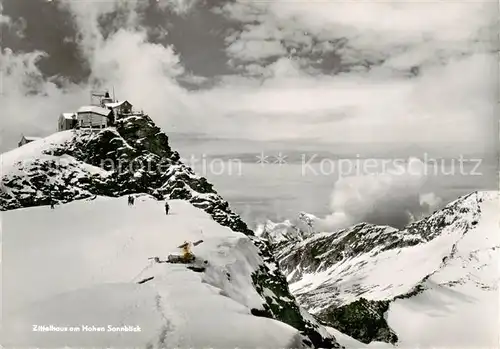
[316, 298, 397, 344]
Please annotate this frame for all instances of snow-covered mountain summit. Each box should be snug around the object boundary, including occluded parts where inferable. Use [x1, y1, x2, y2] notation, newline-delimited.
[262, 191, 499, 347]
[1, 114, 339, 348]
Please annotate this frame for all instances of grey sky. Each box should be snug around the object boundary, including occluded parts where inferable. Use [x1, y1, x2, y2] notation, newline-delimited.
[1, 0, 235, 80]
[1, 0, 498, 154]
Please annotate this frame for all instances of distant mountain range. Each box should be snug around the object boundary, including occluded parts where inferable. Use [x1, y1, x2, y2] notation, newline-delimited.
[260, 191, 499, 347]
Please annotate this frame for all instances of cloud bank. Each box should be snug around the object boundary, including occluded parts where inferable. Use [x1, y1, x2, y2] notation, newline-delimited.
[1, 0, 497, 228]
[2, 0, 497, 150]
[314, 158, 443, 231]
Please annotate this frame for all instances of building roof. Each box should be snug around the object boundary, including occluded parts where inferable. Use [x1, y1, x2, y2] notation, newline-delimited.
[21, 136, 42, 141]
[61, 112, 76, 120]
[104, 100, 131, 108]
[77, 105, 111, 116]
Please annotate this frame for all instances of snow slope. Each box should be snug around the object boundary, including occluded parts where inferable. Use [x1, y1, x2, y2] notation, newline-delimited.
[264, 191, 500, 347]
[1, 130, 111, 207]
[1, 131, 109, 178]
[325, 327, 393, 349]
[2, 196, 306, 348]
[1, 131, 74, 175]
[387, 190, 499, 348]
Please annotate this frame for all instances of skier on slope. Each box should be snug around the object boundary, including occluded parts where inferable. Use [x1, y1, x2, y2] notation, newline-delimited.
[164, 201, 170, 215]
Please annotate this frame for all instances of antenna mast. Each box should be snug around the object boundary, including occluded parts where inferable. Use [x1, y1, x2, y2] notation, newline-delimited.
[113, 86, 116, 102]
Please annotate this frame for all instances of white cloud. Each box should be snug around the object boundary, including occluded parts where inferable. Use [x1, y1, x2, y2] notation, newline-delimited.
[211, 0, 497, 227]
[1, 0, 200, 141]
[0, 1, 10, 26]
[1, 0, 497, 157]
[0, 48, 87, 148]
[265, 0, 495, 61]
[191, 52, 495, 149]
[212, 0, 497, 150]
[57, 0, 141, 57]
[156, 0, 200, 15]
[221, 0, 497, 72]
[0, 2, 26, 38]
[316, 157, 442, 230]
[227, 39, 286, 62]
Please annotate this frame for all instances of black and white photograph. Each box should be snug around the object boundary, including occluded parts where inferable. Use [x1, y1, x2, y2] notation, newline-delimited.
[0, 0, 499, 348]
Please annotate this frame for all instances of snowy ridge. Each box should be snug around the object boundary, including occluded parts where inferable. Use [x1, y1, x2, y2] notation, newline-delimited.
[1, 130, 112, 208]
[387, 191, 499, 347]
[2, 130, 110, 178]
[265, 191, 499, 347]
[1, 131, 75, 174]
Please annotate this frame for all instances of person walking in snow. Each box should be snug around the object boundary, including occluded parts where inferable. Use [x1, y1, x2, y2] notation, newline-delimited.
[164, 201, 170, 215]
[128, 195, 134, 206]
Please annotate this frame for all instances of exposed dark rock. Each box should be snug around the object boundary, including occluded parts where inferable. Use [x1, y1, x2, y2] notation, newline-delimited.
[137, 276, 155, 284]
[186, 266, 206, 273]
[316, 298, 398, 344]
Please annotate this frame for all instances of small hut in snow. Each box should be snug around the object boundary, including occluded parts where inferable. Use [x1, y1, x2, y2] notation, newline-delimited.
[18, 135, 41, 147]
[58, 112, 77, 131]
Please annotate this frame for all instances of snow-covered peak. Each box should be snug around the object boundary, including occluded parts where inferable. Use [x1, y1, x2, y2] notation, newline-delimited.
[257, 211, 325, 246]
[265, 190, 499, 346]
[259, 220, 305, 244]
